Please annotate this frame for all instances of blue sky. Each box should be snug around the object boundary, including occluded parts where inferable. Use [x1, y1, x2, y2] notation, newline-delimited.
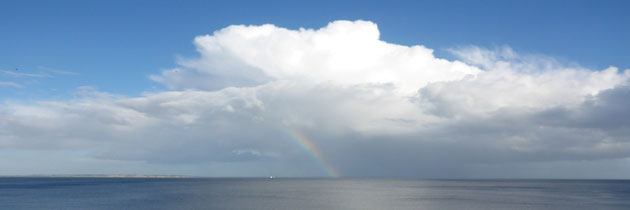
[2, 0, 628, 98]
[1, 0, 630, 178]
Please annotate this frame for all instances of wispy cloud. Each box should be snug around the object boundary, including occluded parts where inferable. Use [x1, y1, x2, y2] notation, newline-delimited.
[2, 70, 51, 78]
[38, 66, 78, 75]
[0, 81, 23, 88]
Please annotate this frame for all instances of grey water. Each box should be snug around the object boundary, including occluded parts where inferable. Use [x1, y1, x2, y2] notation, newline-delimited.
[1, 178, 629, 210]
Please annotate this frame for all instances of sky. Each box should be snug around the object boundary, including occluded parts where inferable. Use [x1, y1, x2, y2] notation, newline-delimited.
[1, 0, 629, 178]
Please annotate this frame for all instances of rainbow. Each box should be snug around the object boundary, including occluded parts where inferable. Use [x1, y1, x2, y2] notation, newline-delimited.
[286, 129, 340, 178]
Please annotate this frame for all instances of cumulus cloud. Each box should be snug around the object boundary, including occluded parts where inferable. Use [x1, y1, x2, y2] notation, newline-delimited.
[1, 20, 630, 177]
[150, 20, 479, 94]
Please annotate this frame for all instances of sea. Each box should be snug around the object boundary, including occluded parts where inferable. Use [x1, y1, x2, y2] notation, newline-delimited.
[1, 178, 629, 210]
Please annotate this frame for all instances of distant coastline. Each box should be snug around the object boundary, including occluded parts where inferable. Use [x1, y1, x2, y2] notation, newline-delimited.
[0, 174, 186, 178]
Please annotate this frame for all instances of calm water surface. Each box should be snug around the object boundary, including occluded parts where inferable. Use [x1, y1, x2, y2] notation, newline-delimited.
[1, 178, 629, 210]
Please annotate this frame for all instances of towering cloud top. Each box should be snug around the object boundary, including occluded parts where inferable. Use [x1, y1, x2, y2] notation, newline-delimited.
[151, 20, 480, 94]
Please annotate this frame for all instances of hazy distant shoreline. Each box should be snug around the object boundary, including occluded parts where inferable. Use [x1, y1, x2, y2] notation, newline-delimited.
[0, 175, 187, 178]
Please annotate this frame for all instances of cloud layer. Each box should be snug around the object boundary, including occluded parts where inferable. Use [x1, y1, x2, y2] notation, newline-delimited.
[1, 20, 629, 177]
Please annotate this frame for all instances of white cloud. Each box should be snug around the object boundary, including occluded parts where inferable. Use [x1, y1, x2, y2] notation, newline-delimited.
[1, 20, 630, 177]
[151, 20, 480, 94]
